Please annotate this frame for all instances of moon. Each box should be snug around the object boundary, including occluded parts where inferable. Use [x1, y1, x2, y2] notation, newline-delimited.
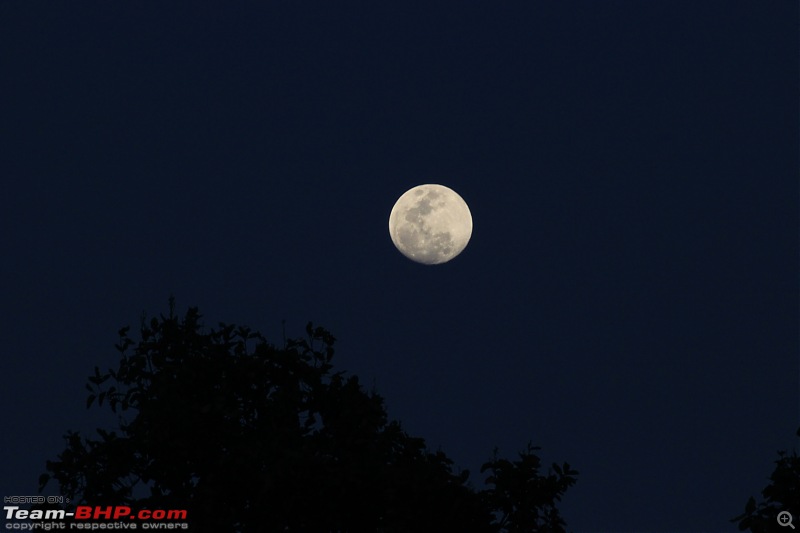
[388, 184, 473, 265]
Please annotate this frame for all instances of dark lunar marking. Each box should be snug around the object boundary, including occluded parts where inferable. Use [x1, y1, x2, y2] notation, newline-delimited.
[407, 199, 434, 220]
[430, 232, 453, 257]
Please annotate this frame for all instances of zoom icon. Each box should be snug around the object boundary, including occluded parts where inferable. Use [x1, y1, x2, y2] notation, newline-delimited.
[778, 511, 795, 529]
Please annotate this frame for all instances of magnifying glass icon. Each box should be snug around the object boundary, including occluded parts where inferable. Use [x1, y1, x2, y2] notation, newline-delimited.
[778, 511, 795, 529]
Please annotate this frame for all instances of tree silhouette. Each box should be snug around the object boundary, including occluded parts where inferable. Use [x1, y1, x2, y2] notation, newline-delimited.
[39, 301, 577, 532]
[732, 428, 800, 532]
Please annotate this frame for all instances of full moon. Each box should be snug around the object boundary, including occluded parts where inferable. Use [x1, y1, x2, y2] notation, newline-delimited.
[388, 184, 473, 265]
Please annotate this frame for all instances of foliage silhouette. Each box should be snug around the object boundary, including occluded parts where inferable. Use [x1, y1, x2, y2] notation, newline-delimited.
[731, 427, 800, 532]
[40, 301, 577, 532]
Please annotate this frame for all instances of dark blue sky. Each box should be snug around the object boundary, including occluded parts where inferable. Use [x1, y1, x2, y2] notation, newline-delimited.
[1, 2, 797, 531]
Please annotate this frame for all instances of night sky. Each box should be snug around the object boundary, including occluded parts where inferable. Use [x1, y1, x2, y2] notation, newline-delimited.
[1, 2, 797, 532]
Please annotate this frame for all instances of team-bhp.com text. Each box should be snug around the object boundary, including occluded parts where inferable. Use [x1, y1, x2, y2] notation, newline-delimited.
[4, 506, 189, 530]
